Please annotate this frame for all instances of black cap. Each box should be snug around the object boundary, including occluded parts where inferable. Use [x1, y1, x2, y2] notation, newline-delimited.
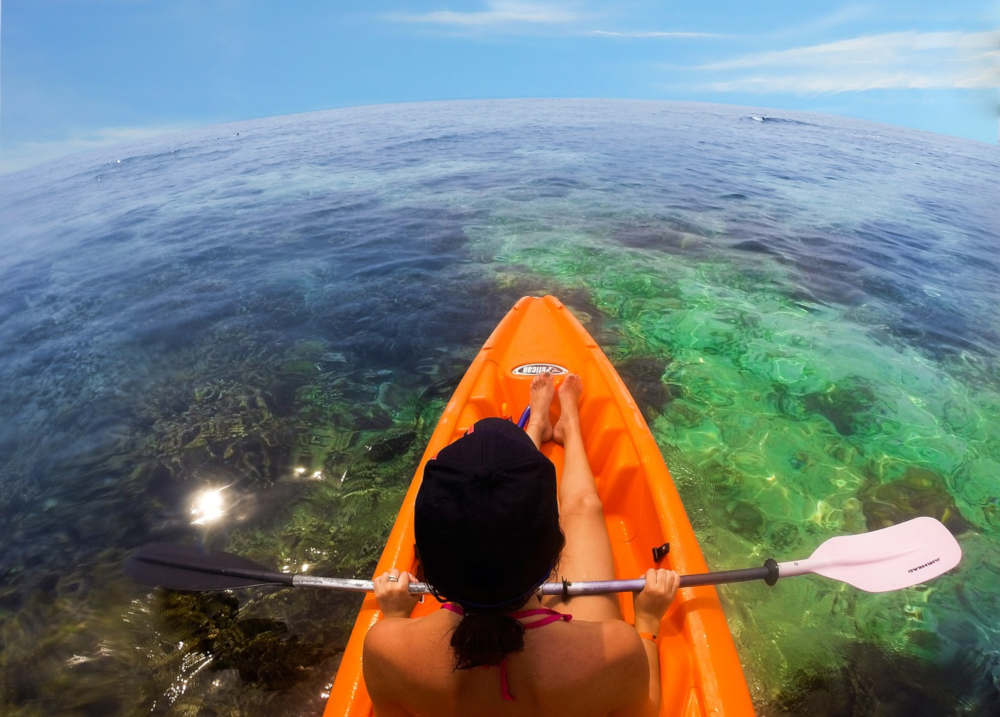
[414, 418, 562, 608]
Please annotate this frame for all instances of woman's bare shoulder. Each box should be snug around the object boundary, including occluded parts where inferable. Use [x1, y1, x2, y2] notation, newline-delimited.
[579, 621, 648, 689]
[592, 621, 649, 712]
[364, 616, 401, 647]
[363, 619, 398, 676]
[544, 619, 646, 681]
[574, 618, 645, 652]
[363, 618, 431, 698]
[364, 614, 451, 672]
[599, 620, 647, 668]
[364, 616, 430, 659]
[531, 620, 647, 714]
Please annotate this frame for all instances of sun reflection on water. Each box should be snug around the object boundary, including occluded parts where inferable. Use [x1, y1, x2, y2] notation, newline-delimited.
[190, 487, 228, 526]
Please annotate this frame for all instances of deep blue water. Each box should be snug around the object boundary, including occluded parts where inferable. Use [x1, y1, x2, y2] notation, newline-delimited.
[1, 100, 998, 715]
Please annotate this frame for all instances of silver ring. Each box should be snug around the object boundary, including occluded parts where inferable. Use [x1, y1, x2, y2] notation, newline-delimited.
[387, 575, 399, 583]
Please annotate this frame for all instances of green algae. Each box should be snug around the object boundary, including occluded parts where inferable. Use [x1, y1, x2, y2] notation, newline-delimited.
[0, 315, 465, 716]
[467, 212, 1000, 712]
[146, 378, 294, 486]
[614, 356, 675, 416]
[770, 641, 998, 716]
[2, 211, 996, 715]
[859, 466, 972, 535]
[157, 591, 326, 690]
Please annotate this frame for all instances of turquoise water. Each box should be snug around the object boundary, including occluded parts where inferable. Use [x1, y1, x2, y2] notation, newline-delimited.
[1, 100, 998, 715]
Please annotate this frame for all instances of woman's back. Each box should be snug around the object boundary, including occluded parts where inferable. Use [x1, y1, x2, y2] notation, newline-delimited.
[363, 609, 649, 717]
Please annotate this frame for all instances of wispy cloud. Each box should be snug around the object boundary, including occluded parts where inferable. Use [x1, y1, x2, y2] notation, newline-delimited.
[382, 1, 727, 39]
[383, 1, 579, 27]
[773, 4, 872, 39]
[587, 30, 723, 39]
[694, 30, 1000, 93]
[582, 5, 860, 43]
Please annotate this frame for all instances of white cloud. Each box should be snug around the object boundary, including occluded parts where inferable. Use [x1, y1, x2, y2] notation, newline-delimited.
[383, 1, 578, 27]
[693, 30, 1000, 93]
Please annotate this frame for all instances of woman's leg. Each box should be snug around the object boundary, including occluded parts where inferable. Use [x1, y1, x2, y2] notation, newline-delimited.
[546, 374, 620, 621]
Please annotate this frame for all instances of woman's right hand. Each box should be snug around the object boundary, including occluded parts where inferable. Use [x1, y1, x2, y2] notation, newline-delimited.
[634, 568, 679, 632]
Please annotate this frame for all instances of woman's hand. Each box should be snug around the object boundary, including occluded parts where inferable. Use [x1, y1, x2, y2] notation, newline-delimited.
[634, 568, 679, 633]
[373, 568, 420, 619]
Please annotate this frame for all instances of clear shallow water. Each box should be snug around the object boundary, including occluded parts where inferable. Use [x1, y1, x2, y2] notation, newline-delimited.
[1, 100, 998, 715]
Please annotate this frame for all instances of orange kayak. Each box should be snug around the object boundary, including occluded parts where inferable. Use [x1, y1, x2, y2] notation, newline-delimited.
[323, 295, 755, 716]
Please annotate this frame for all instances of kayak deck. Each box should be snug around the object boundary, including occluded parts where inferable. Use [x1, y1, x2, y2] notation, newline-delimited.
[323, 295, 754, 716]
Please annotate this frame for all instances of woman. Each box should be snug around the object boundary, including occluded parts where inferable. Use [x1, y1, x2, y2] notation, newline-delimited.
[363, 373, 679, 716]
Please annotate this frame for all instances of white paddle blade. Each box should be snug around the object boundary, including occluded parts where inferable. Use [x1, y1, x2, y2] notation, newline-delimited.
[780, 517, 962, 592]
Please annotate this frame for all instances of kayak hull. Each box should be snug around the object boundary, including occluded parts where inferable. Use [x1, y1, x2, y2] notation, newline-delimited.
[323, 295, 754, 716]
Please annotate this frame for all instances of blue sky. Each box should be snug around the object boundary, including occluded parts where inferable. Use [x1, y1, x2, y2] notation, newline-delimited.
[2, 1, 998, 171]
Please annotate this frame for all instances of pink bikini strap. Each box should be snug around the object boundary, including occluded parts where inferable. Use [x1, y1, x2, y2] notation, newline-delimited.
[499, 660, 514, 701]
[511, 607, 573, 628]
[441, 604, 572, 623]
[439, 603, 572, 701]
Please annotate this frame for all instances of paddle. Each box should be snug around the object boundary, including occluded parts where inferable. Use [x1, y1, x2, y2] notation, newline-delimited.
[126, 517, 960, 596]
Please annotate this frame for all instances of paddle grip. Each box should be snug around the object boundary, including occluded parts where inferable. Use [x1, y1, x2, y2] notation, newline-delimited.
[679, 559, 780, 587]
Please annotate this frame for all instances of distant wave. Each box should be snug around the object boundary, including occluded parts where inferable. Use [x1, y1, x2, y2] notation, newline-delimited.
[744, 115, 818, 127]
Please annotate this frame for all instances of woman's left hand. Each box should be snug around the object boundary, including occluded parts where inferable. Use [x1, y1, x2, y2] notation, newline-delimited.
[373, 568, 419, 618]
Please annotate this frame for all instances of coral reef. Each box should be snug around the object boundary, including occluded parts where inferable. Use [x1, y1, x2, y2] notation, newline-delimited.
[771, 642, 1000, 716]
[859, 466, 971, 535]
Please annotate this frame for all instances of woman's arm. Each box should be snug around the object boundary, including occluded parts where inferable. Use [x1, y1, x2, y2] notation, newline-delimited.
[364, 570, 421, 716]
[633, 568, 680, 712]
[362, 622, 413, 717]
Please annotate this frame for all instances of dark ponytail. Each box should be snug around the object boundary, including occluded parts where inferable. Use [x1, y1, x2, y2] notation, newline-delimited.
[450, 610, 525, 669]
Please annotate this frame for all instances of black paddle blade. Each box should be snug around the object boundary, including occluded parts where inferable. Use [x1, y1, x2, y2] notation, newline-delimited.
[125, 543, 293, 591]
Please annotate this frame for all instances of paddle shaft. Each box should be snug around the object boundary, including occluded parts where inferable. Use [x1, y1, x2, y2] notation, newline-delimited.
[301, 565, 778, 594]
[129, 517, 959, 595]
[137, 551, 780, 594]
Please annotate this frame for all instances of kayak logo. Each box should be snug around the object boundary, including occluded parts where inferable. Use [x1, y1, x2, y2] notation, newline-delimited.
[907, 557, 941, 573]
[512, 363, 569, 376]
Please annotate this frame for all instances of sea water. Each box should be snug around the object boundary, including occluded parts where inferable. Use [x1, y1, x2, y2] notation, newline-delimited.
[1, 100, 998, 715]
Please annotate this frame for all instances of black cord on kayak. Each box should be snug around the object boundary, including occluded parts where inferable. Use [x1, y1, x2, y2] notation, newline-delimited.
[652, 542, 670, 563]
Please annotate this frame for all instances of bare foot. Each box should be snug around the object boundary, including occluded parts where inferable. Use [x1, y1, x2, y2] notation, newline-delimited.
[552, 374, 583, 445]
[525, 372, 556, 447]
